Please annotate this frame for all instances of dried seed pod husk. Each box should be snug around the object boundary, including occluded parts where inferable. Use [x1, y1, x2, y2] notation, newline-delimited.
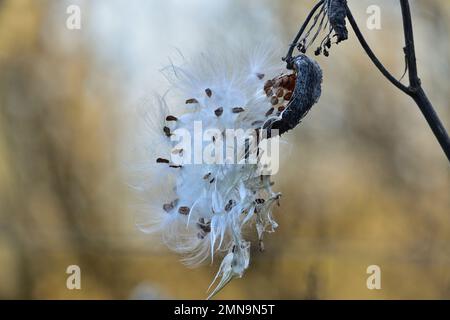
[264, 54, 322, 135]
[328, 0, 348, 43]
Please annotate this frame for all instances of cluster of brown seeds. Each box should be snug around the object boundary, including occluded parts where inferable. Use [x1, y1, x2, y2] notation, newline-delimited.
[162, 199, 192, 217]
[264, 74, 296, 117]
[163, 200, 193, 216]
[183, 88, 247, 118]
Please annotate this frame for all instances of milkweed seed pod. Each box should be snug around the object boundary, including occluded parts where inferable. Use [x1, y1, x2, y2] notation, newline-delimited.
[132, 48, 321, 298]
[264, 54, 323, 135]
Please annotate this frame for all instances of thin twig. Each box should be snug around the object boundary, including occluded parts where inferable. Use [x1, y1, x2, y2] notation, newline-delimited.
[346, 1, 449, 161]
[283, 0, 325, 68]
[346, 0, 450, 161]
[345, 6, 410, 94]
[399, 0, 450, 161]
[399, 0, 420, 89]
[284, 0, 450, 162]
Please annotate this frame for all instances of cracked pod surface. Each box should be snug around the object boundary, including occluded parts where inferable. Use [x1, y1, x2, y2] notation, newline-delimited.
[264, 54, 323, 135]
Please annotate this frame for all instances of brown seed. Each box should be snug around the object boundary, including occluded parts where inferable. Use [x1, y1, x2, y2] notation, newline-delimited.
[284, 91, 292, 101]
[232, 107, 245, 114]
[201, 225, 211, 233]
[163, 203, 173, 212]
[286, 76, 296, 91]
[276, 88, 284, 98]
[264, 80, 273, 90]
[265, 108, 274, 117]
[163, 126, 171, 137]
[166, 115, 178, 121]
[156, 158, 170, 164]
[197, 218, 211, 233]
[271, 96, 279, 105]
[214, 107, 223, 117]
[205, 88, 212, 97]
[256, 73, 265, 80]
[163, 199, 178, 212]
[259, 240, 265, 252]
[197, 232, 205, 239]
[225, 199, 236, 212]
[265, 88, 273, 97]
[273, 79, 282, 88]
[203, 172, 211, 180]
[278, 106, 286, 112]
[178, 206, 190, 215]
[186, 98, 198, 104]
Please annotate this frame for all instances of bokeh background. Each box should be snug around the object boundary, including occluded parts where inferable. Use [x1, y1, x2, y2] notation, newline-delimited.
[0, 0, 449, 299]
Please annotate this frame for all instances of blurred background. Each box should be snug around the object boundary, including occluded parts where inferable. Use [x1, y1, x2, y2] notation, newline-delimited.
[0, 0, 449, 299]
